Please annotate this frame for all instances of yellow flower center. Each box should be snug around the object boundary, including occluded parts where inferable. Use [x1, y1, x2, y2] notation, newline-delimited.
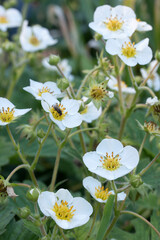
[114, 81, 127, 89]
[80, 106, 88, 115]
[121, 42, 136, 58]
[104, 16, 124, 31]
[38, 87, 51, 96]
[144, 121, 159, 133]
[0, 16, 8, 24]
[52, 200, 76, 221]
[29, 36, 40, 46]
[50, 103, 67, 121]
[90, 85, 106, 100]
[100, 152, 120, 171]
[0, 107, 15, 123]
[95, 186, 111, 201]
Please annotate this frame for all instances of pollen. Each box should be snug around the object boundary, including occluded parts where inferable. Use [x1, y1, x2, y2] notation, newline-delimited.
[0, 16, 8, 24]
[144, 121, 160, 134]
[52, 200, 76, 221]
[38, 87, 51, 96]
[95, 186, 111, 201]
[50, 103, 67, 121]
[104, 16, 124, 31]
[0, 107, 15, 123]
[29, 36, 40, 46]
[100, 152, 120, 171]
[114, 81, 127, 89]
[90, 85, 106, 100]
[121, 42, 136, 58]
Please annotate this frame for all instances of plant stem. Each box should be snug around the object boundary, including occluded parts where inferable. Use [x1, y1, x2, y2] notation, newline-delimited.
[76, 66, 100, 99]
[103, 213, 120, 240]
[85, 203, 99, 239]
[68, 127, 97, 138]
[139, 86, 156, 97]
[111, 181, 118, 213]
[139, 152, 160, 176]
[121, 210, 160, 238]
[11, 183, 31, 188]
[6, 164, 29, 181]
[34, 203, 47, 237]
[139, 133, 148, 157]
[59, 227, 69, 240]
[128, 66, 138, 90]
[78, 126, 87, 154]
[140, 61, 159, 87]
[31, 122, 52, 170]
[44, 112, 59, 146]
[118, 116, 127, 140]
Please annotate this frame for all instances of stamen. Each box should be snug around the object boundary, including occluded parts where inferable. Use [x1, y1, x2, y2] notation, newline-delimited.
[29, 36, 40, 46]
[90, 85, 106, 100]
[121, 42, 136, 58]
[95, 186, 111, 201]
[38, 86, 51, 96]
[52, 200, 76, 221]
[104, 16, 124, 31]
[0, 16, 8, 24]
[50, 103, 67, 121]
[0, 107, 15, 123]
[100, 151, 120, 171]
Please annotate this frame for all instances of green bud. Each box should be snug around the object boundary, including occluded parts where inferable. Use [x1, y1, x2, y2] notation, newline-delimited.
[49, 55, 60, 66]
[57, 78, 69, 90]
[26, 188, 40, 202]
[130, 174, 143, 188]
[37, 129, 46, 139]
[135, 76, 143, 84]
[34, 219, 41, 227]
[4, 0, 17, 8]
[19, 207, 31, 219]
[155, 50, 160, 62]
[94, 33, 102, 41]
[0, 31, 8, 39]
[2, 41, 15, 52]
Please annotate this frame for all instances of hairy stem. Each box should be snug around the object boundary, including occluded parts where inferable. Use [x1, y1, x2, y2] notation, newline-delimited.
[6, 164, 29, 182]
[139, 152, 160, 176]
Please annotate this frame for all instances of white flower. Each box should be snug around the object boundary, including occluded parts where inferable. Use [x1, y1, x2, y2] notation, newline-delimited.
[146, 96, 158, 106]
[83, 176, 126, 203]
[20, 20, 57, 52]
[89, 5, 137, 40]
[136, 19, 152, 32]
[42, 57, 74, 82]
[80, 97, 102, 123]
[105, 37, 152, 67]
[140, 60, 160, 91]
[107, 76, 136, 94]
[83, 138, 139, 180]
[23, 79, 62, 100]
[0, 5, 22, 31]
[41, 93, 82, 131]
[38, 189, 93, 229]
[0, 97, 31, 126]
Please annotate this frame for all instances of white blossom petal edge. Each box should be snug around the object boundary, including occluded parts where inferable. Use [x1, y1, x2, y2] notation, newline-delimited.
[146, 96, 158, 106]
[38, 189, 93, 229]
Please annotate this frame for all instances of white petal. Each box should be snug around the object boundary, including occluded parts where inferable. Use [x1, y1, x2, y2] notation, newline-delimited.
[105, 39, 121, 55]
[0, 97, 15, 110]
[96, 138, 123, 157]
[62, 113, 82, 128]
[119, 146, 139, 169]
[117, 192, 126, 201]
[41, 100, 50, 112]
[119, 54, 137, 67]
[72, 197, 93, 216]
[38, 191, 56, 217]
[83, 176, 101, 199]
[114, 5, 136, 19]
[92, 5, 111, 22]
[41, 92, 59, 106]
[135, 38, 149, 51]
[30, 79, 43, 89]
[136, 47, 153, 65]
[61, 99, 80, 115]
[14, 108, 31, 117]
[49, 113, 66, 131]
[83, 151, 102, 171]
[55, 189, 73, 204]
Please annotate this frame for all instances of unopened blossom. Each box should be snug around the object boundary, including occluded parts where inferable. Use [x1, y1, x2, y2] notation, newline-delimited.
[42, 57, 74, 82]
[41, 93, 82, 130]
[83, 138, 139, 180]
[38, 189, 93, 229]
[136, 19, 152, 32]
[20, 20, 57, 52]
[0, 97, 31, 126]
[0, 5, 22, 31]
[105, 37, 152, 67]
[107, 76, 135, 94]
[89, 5, 137, 40]
[146, 96, 158, 106]
[80, 97, 102, 123]
[140, 60, 160, 91]
[23, 79, 62, 100]
[83, 176, 126, 203]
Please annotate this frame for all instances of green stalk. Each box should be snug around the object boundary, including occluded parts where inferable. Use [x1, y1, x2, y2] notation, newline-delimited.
[6, 164, 29, 182]
[139, 152, 160, 176]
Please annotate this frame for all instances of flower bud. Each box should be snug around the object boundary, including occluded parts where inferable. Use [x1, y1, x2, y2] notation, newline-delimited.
[94, 33, 102, 41]
[48, 55, 60, 66]
[37, 129, 46, 139]
[155, 50, 160, 62]
[130, 174, 143, 188]
[19, 207, 31, 219]
[2, 41, 15, 52]
[26, 188, 40, 202]
[57, 78, 69, 90]
[135, 76, 143, 84]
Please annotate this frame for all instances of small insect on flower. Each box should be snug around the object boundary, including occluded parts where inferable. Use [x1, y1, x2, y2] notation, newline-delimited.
[53, 103, 63, 116]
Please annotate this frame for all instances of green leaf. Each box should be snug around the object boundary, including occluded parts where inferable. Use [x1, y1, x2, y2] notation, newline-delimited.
[96, 194, 115, 240]
[0, 137, 14, 166]
[0, 201, 14, 235]
[151, 211, 160, 240]
[22, 219, 41, 237]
